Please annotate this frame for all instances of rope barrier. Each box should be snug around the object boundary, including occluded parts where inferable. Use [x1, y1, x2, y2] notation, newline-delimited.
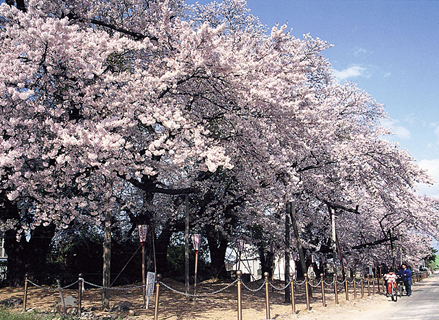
[241, 280, 266, 293]
[27, 279, 80, 291]
[267, 280, 291, 291]
[159, 279, 239, 298]
[296, 280, 306, 286]
[309, 280, 322, 288]
[83, 280, 146, 290]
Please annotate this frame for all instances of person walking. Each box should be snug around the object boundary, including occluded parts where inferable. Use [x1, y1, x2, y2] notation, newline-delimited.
[401, 264, 412, 296]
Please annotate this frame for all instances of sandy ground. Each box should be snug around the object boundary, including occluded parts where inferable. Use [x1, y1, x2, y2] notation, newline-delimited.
[0, 276, 427, 320]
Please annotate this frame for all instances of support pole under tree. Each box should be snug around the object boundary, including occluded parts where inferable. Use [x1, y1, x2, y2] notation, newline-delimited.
[23, 274, 28, 312]
[285, 202, 291, 303]
[191, 234, 201, 301]
[138, 224, 149, 309]
[289, 203, 307, 279]
[78, 273, 83, 314]
[102, 210, 112, 310]
[185, 195, 190, 299]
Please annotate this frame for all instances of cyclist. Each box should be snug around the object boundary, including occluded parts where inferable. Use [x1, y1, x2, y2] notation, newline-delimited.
[384, 269, 398, 297]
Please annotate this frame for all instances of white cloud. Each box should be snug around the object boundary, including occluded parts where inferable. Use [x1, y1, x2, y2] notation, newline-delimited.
[392, 126, 411, 139]
[333, 65, 368, 81]
[417, 159, 439, 198]
[418, 159, 439, 179]
[434, 125, 439, 139]
[353, 47, 368, 56]
[381, 119, 411, 140]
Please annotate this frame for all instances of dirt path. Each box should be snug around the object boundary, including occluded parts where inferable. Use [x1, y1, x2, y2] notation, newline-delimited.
[0, 275, 432, 319]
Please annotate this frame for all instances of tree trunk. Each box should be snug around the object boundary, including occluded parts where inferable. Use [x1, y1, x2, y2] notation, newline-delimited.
[206, 229, 228, 279]
[5, 224, 55, 286]
[288, 203, 307, 277]
[258, 246, 274, 276]
[102, 210, 111, 309]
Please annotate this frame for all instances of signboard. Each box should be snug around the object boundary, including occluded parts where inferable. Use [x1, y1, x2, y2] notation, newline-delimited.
[138, 225, 149, 244]
[146, 272, 156, 297]
[191, 234, 201, 251]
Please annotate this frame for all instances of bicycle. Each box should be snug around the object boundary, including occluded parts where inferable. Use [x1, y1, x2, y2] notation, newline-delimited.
[397, 278, 404, 297]
[390, 281, 398, 302]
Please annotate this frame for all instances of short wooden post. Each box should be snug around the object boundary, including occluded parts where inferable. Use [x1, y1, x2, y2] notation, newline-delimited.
[290, 273, 295, 314]
[353, 278, 357, 300]
[154, 274, 161, 320]
[78, 274, 83, 314]
[23, 274, 28, 312]
[321, 273, 326, 307]
[237, 270, 242, 320]
[377, 276, 381, 294]
[361, 277, 364, 298]
[345, 274, 349, 301]
[372, 276, 375, 295]
[58, 279, 67, 315]
[264, 272, 270, 320]
[367, 276, 371, 296]
[305, 274, 310, 310]
[334, 275, 338, 305]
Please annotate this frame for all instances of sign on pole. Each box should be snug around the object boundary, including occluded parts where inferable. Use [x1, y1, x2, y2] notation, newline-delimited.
[146, 272, 156, 309]
[138, 225, 149, 244]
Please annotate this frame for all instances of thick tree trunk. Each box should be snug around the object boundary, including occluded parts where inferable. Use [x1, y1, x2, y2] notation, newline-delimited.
[1, 196, 56, 286]
[206, 229, 228, 279]
[258, 247, 274, 276]
[155, 223, 173, 274]
[5, 224, 56, 286]
[288, 203, 307, 277]
[102, 211, 111, 309]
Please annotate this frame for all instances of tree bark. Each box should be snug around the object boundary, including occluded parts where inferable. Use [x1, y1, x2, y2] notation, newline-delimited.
[206, 228, 228, 279]
[102, 210, 111, 309]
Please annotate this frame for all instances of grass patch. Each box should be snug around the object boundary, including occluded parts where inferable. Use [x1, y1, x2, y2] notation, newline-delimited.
[0, 309, 58, 320]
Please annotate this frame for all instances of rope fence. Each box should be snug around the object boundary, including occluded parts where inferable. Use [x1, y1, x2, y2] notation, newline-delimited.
[21, 270, 430, 319]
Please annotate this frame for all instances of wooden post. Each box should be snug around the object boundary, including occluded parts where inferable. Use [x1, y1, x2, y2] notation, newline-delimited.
[142, 244, 146, 307]
[23, 274, 28, 312]
[361, 276, 364, 298]
[78, 274, 83, 314]
[334, 274, 338, 305]
[185, 195, 190, 299]
[285, 203, 291, 303]
[194, 250, 199, 301]
[58, 279, 67, 315]
[237, 271, 242, 320]
[305, 274, 310, 310]
[154, 274, 161, 320]
[290, 273, 295, 314]
[264, 272, 270, 320]
[353, 277, 357, 300]
[372, 276, 375, 295]
[367, 275, 371, 296]
[321, 273, 326, 307]
[345, 274, 349, 301]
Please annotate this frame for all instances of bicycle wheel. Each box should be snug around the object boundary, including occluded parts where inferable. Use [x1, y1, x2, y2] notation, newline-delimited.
[391, 286, 397, 302]
[398, 283, 403, 297]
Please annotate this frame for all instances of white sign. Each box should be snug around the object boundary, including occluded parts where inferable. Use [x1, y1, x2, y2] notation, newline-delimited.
[146, 272, 156, 297]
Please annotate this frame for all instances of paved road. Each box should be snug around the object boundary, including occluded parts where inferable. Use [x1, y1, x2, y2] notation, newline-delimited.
[290, 274, 439, 320]
[376, 273, 439, 319]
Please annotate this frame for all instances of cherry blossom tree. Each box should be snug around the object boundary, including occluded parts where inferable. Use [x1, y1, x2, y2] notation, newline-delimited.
[0, 0, 437, 285]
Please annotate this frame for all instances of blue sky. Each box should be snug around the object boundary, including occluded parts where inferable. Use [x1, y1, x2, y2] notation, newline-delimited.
[188, 0, 439, 197]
